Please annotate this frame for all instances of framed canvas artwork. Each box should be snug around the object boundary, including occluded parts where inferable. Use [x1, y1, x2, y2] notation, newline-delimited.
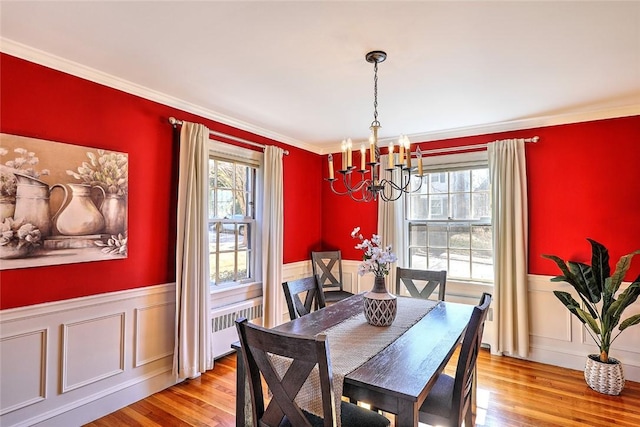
[0, 133, 128, 270]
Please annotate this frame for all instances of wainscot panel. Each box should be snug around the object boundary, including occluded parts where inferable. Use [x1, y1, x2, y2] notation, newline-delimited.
[0, 283, 176, 427]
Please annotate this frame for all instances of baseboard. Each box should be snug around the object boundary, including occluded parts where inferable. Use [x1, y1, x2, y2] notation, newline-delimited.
[17, 369, 176, 427]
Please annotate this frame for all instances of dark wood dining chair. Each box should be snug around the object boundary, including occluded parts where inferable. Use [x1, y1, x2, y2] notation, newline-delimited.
[235, 318, 391, 427]
[418, 292, 492, 427]
[395, 267, 447, 301]
[282, 276, 326, 320]
[311, 250, 354, 303]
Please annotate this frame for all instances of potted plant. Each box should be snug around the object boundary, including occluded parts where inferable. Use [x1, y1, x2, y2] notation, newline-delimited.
[351, 226, 398, 326]
[542, 239, 640, 395]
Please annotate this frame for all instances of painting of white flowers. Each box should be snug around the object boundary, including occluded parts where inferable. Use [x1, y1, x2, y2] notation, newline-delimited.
[0, 133, 128, 270]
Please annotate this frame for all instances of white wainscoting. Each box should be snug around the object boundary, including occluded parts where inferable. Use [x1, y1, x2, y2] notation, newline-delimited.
[0, 284, 177, 427]
[1, 269, 637, 426]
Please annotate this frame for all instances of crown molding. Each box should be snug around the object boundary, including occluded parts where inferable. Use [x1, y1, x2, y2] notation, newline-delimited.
[319, 104, 640, 154]
[0, 38, 319, 153]
[3, 38, 638, 157]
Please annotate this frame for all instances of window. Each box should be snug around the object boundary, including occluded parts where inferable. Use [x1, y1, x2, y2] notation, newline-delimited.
[208, 143, 261, 288]
[406, 164, 493, 282]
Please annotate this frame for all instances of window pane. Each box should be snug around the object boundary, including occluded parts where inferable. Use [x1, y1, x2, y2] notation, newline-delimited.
[209, 253, 218, 283]
[209, 189, 216, 218]
[430, 195, 448, 219]
[409, 223, 427, 245]
[238, 224, 249, 249]
[216, 160, 234, 188]
[428, 224, 447, 247]
[472, 249, 493, 281]
[408, 194, 429, 219]
[237, 250, 249, 281]
[219, 228, 237, 251]
[429, 173, 448, 193]
[472, 169, 489, 191]
[449, 224, 470, 249]
[451, 170, 470, 192]
[217, 189, 234, 218]
[471, 225, 492, 249]
[449, 249, 470, 278]
[409, 248, 427, 269]
[428, 248, 447, 270]
[451, 193, 470, 219]
[217, 252, 236, 283]
[472, 192, 491, 219]
[234, 193, 248, 217]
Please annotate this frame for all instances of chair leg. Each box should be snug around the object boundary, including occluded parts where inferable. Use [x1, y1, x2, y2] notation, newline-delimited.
[465, 405, 474, 427]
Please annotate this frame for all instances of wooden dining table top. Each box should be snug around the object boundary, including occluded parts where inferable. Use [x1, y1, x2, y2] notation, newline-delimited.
[271, 292, 475, 426]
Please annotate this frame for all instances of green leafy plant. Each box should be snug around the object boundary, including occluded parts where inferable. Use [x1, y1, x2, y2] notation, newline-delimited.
[542, 239, 640, 363]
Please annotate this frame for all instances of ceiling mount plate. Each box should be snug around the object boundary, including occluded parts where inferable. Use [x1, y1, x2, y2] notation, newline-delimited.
[365, 51, 387, 64]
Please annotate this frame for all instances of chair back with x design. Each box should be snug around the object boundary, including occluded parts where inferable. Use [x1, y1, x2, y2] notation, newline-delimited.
[235, 318, 337, 427]
[310, 251, 354, 303]
[282, 276, 326, 320]
[395, 267, 447, 301]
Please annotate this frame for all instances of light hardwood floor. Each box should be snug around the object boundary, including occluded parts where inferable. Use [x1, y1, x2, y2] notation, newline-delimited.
[85, 349, 640, 426]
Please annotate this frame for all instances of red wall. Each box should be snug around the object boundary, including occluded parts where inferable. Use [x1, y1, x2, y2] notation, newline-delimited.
[0, 54, 322, 309]
[2, 53, 638, 310]
[321, 116, 640, 281]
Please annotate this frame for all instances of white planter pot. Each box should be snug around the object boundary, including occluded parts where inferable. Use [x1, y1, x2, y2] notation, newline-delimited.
[584, 354, 625, 395]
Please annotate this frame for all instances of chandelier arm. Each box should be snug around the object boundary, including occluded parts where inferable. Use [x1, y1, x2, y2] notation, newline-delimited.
[385, 172, 413, 192]
[328, 172, 373, 199]
[379, 181, 406, 202]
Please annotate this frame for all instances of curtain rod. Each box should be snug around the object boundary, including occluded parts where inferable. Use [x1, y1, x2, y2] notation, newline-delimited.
[168, 117, 289, 155]
[415, 136, 540, 156]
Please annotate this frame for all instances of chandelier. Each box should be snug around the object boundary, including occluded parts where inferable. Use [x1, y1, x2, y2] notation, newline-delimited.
[326, 50, 423, 202]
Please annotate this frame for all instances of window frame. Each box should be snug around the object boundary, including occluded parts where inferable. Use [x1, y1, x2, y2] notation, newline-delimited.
[404, 151, 493, 284]
[207, 140, 263, 299]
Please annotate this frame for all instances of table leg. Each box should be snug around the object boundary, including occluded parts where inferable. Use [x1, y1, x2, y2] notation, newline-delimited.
[396, 399, 418, 427]
[235, 349, 246, 427]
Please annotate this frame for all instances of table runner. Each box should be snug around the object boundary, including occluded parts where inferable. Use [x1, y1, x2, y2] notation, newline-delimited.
[271, 297, 438, 426]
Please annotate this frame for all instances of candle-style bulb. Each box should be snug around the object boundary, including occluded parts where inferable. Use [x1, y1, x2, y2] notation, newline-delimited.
[328, 153, 334, 180]
[405, 135, 412, 169]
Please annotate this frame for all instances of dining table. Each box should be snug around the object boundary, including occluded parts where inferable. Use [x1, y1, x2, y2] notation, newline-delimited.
[233, 292, 474, 427]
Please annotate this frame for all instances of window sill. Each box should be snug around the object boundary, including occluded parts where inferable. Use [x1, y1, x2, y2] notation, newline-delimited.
[210, 281, 262, 309]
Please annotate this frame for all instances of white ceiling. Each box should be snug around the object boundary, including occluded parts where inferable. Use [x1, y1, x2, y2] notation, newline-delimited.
[1, 1, 639, 154]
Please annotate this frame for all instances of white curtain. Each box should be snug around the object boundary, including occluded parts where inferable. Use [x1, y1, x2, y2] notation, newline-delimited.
[261, 146, 285, 328]
[173, 122, 213, 380]
[377, 154, 404, 288]
[488, 139, 529, 358]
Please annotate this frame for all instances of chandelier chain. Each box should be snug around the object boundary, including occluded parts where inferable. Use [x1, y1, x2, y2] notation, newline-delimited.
[372, 61, 380, 127]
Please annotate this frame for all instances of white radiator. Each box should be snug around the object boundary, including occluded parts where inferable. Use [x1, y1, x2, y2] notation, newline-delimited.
[211, 297, 263, 358]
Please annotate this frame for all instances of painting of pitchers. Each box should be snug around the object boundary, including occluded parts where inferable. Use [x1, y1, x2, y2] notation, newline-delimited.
[0, 133, 128, 270]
